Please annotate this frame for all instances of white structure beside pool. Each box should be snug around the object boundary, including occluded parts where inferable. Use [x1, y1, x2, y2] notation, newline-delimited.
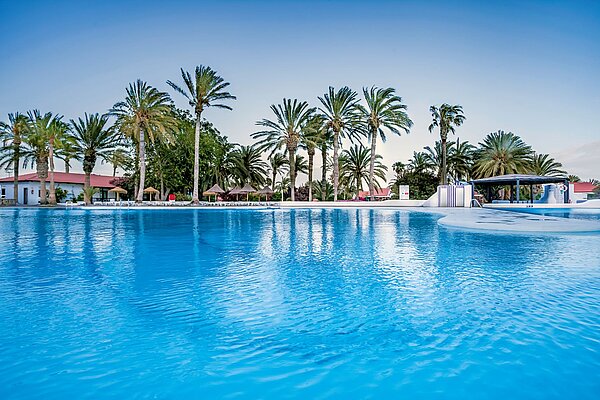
[0, 172, 119, 205]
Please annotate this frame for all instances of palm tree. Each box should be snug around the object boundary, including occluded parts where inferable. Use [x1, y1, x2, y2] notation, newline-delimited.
[105, 148, 131, 177]
[318, 86, 362, 201]
[568, 174, 581, 183]
[252, 99, 315, 201]
[530, 153, 566, 177]
[59, 135, 78, 174]
[408, 151, 434, 174]
[47, 117, 70, 205]
[339, 145, 387, 198]
[110, 80, 177, 202]
[167, 66, 236, 204]
[319, 126, 334, 201]
[230, 144, 268, 188]
[428, 104, 466, 184]
[473, 130, 532, 178]
[360, 87, 412, 199]
[0, 113, 30, 204]
[300, 114, 326, 201]
[294, 154, 308, 178]
[70, 113, 119, 204]
[22, 111, 55, 205]
[268, 153, 288, 191]
[450, 139, 476, 182]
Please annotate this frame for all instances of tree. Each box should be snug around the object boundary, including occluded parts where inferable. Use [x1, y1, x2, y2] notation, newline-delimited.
[47, 116, 70, 205]
[428, 104, 466, 184]
[167, 66, 235, 204]
[408, 151, 434, 174]
[22, 111, 55, 205]
[70, 113, 119, 204]
[104, 148, 131, 177]
[110, 80, 177, 202]
[252, 99, 315, 201]
[0, 113, 30, 203]
[300, 114, 326, 201]
[473, 130, 532, 178]
[530, 153, 566, 177]
[230, 144, 268, 188]
[360, 87, 412, 199]
[339, 145, 387, 198]
[268, 153, 288, 191]
[568, 174, 581, 182]
[318, 86, 362, 201]
[59, 135, 78, 174]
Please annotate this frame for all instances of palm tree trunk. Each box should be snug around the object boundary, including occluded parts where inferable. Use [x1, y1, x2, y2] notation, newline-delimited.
[321, 145, 327, 201]
[288, 148, 296, 201]
[37, 156, 48, 205]
[113, 165, 117, 177]
[137, 128, 146, 202]
[192, 113, 201, 204]
[13, 147, 19, 204]
[271, 170, 277, 192]
[84, 173, 91, 205]
[441, 136, 447, 185]
[333, 130, 340, 201]
[368, 129, 377, 200]
[308, 150, 314, 201]
[65, 158, 70, 174]
[48, 138, 56, 205]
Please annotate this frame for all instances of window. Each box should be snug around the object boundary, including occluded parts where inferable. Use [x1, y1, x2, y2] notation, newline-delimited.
[1, 188, 5, 198]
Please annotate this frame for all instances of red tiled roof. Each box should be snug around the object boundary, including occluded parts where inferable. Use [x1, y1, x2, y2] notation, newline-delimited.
[573, 182, 598, 193]
[358, 188, 391, 198]
[0, 172, 117, 188]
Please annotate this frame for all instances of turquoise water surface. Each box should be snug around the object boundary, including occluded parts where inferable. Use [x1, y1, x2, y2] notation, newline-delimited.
[1, 208, 600, 399]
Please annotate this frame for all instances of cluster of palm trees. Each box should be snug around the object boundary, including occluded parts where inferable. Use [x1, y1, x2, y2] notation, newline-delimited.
[0, 111, 121, 205]
[389, 130, 568, 197]
[252, 86, 413, 201]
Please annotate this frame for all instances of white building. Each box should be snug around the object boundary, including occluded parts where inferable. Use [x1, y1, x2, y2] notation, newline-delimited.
[0, 172, 120, 205]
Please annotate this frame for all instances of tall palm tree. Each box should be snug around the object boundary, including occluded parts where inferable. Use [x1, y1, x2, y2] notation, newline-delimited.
[22, 111, 55, 205]
[318, 86, 362, 201]
[428, 104, 466, 184]
[59, 135, 78, 174]
[110, 80, 176, 202]
[269, 153, 288, 191]
[449, 139, 476, 182]
[300, 114, 325, 201]
[408, 151, 434, 174]
[0, 113, 30, 203]
[70, 113, 119, 204]
[360, 87, 412, 199]
[473, 130, 532, 178]
[530, 153, 566, 177]
[230, 144, 268, 188]
[252, 99, 315, 201]
[47, 116, 69, 205]
[319, 126, 334, 201]
[339, 145, 387, 198]
[167, 66, 236, 204]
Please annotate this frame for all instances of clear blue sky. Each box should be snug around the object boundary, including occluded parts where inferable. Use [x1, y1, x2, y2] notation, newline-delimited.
[1, 0, 599, 179]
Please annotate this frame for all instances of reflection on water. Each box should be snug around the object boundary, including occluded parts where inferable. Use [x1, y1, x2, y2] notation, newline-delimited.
[0, 208, 599, 399]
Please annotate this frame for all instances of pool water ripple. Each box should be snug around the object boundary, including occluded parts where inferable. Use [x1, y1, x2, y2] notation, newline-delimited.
[1, 208, 600, 398]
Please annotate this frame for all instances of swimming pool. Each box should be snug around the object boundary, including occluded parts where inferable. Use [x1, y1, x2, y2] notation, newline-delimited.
[1, 208, 599, 399]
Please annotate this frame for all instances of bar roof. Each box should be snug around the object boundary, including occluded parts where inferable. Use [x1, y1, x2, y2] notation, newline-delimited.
[471, 174, 567, 185]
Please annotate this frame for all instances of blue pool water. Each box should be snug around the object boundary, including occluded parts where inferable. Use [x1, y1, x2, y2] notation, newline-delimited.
[1, 208, 600, 399]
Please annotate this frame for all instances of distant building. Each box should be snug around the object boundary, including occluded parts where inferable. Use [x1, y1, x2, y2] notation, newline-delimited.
[0, 172, 119, 205]
[570, 182, 599, 203]
[357, 187, 392, 200]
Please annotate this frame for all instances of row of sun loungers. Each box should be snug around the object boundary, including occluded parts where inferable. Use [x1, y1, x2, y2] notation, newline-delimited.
[65, 200, 279, 207]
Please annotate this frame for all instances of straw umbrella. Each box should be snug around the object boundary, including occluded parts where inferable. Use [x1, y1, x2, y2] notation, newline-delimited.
[203, 183, 225, 202]
[257, 186, 274, 201]
[228, 186, 242, 201]
[144, 186, 160, 201]
[108, 186, 127, 201]
[239, 183, 257, 201]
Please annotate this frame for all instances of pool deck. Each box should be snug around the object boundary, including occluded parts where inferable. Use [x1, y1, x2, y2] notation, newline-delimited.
[429, 208, 600, 233]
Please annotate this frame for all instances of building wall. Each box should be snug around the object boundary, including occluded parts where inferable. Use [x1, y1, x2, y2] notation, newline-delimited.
[0, 182, 116, 205]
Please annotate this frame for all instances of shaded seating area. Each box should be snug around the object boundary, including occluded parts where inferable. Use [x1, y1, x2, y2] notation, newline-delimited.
[203, 184, 226, 202]
[470, 174, 569, 204]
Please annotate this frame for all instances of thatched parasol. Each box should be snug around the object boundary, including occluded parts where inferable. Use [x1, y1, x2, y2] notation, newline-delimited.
[108, 186, 127, 201]
[239, 183, 257, 201]
[228, 186, 242, 201]
[257, 186, 274, 201]
[144, 186, 160, 201]
[203, 184, 225, 202]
